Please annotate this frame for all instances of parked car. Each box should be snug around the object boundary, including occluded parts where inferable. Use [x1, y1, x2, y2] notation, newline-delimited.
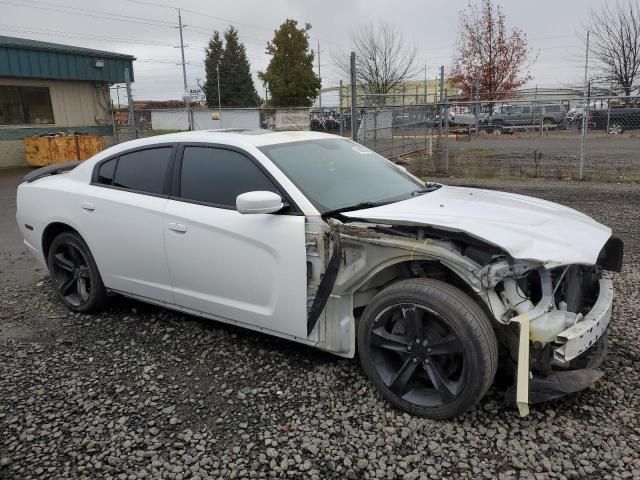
[590, 107, 640, 134]
[17, 130, 622, 419]
[489, 103, 567, 127]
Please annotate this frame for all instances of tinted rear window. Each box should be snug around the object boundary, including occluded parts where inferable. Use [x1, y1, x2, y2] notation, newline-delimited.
[179, 147, 278, 207]
[97, 158, 116, 184]
[113, 147, 173, 195]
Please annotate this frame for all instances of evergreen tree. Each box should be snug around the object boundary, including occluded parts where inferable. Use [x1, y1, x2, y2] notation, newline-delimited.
[219, 26, 259, 107]
[258, 20, 320, 107]
[204, 31, 223, 108]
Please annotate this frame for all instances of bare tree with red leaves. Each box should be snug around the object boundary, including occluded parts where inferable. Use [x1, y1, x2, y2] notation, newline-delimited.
[450, 0, 535, 100]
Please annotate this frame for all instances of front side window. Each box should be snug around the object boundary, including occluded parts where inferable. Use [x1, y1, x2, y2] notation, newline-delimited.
[0, 85, 54, 125]
[179, 147, 278, 207]
[112, 147, 173, 194]
[259, 138, 422, 213]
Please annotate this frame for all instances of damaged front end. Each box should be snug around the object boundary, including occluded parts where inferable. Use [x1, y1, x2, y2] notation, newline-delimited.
[307, 215, 622, 416]
[478, 260, 616, 416]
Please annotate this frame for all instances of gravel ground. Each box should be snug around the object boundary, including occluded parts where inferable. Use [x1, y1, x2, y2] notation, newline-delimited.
[1, 177, 640, 479]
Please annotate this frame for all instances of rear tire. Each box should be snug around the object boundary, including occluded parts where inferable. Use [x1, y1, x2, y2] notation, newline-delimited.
[358, 279, 498, 419]
[47, 231, 108, 313]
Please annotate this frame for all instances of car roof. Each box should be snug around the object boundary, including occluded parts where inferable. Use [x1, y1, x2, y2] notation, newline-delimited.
[108, 130, 340, 151]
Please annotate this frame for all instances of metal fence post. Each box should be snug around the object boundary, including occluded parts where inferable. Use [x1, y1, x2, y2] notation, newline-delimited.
[363, 109, 367, 148]
[606, 94, 611, 133]
[350, 52, 358, 142]
[579, 31, 590, 180]
[109, 93, 119, 145]
[339, 80, 344, 137]
[124, 68, 137, 139]
[474, 78, 480, 136]
[444, 90, 449, 173]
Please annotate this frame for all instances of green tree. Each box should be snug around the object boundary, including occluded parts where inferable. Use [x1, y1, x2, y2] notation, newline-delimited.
[219, 26, 259, 107]
[204, 31, 223, 108]
[259, 20, 320, 107]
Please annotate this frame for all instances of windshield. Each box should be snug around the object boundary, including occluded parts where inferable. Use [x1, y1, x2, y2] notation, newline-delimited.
[259, 138, 423, 213]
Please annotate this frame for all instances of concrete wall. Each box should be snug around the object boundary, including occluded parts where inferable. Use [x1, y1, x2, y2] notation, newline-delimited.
[151, 110, 189, 131]
[150, 109, 261, 131]
[0, 78, 113, 167]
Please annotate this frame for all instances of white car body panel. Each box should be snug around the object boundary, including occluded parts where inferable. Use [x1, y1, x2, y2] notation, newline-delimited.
[344, 185, 611, 267]
[79, 185, 174, 302]
[163, 199, 308, 338]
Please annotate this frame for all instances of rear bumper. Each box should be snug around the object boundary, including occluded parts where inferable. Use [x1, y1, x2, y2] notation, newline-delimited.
[553, 278, 614, 363]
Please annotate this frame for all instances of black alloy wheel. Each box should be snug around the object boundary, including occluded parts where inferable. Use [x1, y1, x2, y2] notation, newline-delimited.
[48, 231, 108, 313]
[358, 279, 498, 419]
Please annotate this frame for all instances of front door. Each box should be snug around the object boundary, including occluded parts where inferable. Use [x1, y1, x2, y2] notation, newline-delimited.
[163, 145, 308, 338]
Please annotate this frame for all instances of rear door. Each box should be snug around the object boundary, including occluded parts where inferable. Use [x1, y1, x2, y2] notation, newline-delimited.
[162, 145, 308, 338]
[81, 145, 176, 303]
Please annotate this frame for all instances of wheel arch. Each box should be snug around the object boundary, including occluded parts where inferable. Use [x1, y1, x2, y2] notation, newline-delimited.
[42, 222, 83, 261]
[350, 257, 492, 321]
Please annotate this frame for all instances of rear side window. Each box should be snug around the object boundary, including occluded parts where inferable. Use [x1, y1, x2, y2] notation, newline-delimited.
[546, 105, 561, 112]
[111, 147, 173, 195]
[97, 158, 116, 184]
[179, 147, 278, 207]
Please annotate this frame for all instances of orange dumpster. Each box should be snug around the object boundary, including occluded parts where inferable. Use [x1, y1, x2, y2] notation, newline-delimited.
[24, 135, 104, 167]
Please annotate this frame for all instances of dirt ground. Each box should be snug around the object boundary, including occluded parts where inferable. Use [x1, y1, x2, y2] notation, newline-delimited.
[1, 168, 639, 479]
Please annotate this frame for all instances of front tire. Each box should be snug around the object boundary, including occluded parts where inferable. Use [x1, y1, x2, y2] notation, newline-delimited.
[47, 231, 108, 313]
[358, 279, 498, 419]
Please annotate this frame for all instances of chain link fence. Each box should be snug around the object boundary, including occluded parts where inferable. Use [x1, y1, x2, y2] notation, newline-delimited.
[110, 88, 640, 181]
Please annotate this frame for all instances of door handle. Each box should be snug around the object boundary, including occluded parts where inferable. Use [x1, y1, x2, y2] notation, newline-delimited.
[81, 202, 96, 211]
[168, 222, 187, 233]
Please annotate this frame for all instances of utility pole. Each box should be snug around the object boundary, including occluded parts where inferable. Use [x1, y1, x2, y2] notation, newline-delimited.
[124, 67, 136, 139]
[216, 63, 222, 128]
[176, 8, 191, 130]
[350, 51, 358, 142]
[317, 41, 322, 111]
[579, 30, 590, 181]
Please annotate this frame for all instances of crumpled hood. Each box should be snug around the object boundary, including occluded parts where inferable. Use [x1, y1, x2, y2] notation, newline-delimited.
[343, 185, 611, 267]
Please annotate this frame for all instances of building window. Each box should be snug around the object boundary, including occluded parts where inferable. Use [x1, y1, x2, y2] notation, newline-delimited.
[0, 86, 55, 125]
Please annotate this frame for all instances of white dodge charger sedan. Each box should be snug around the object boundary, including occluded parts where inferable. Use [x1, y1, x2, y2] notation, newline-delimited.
[16, 130, 623, 419]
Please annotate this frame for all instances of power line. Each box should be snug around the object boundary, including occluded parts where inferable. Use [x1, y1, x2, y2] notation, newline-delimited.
[125, 0, 344, 47]
[0, 0, 174, 27]
[0, 24, 175, 47]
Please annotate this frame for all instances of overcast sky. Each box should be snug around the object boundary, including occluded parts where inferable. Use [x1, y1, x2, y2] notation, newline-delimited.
[1, 0, 606, 101]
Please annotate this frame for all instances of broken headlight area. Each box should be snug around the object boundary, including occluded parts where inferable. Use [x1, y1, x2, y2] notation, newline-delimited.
[486, 263, 612, 413]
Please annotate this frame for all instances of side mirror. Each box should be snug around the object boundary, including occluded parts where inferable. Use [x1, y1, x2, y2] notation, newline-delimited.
[236, 191, 283, 214]
[396, 165, 409, 173]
